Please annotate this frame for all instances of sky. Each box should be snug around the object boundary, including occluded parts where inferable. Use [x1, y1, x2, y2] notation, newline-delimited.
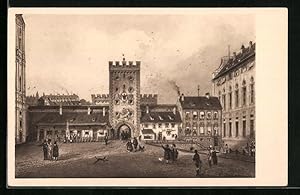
[24, 13, 255, 104]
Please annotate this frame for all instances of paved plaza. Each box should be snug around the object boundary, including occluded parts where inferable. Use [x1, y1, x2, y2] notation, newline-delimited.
[15, 141, 254, 178]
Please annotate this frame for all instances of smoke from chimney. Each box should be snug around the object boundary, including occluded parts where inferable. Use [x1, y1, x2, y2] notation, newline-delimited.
[168, 80, 180, 96]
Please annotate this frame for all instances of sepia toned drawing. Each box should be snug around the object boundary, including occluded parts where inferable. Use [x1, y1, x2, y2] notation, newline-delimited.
[14, 12, 256, 179]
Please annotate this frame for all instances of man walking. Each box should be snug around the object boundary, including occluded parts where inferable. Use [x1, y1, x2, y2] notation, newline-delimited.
[42, 140, 48, 160]
[193, 150, 202, 176]
[104, 133, 109, 145]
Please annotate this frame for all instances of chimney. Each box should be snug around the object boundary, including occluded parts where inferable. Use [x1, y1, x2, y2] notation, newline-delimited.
[241, 44, 245, 53]
[249, 41, 253, 49]
[87, 107, 91, 115]
[103, 107, 106, 116]
[146, 105, 149, 114]
[233, 52, 237, 60]
[173, 107, 176, 115]
[205, 92, 210, 99]
[59, 104, 62, 115]
[180, 93, 185, 102]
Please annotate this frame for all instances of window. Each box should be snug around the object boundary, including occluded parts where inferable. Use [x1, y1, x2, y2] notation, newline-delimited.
[235, 89, 239, 108]
[153, 124, 156, 129]
[229, 92, 232, 109]
[250, 78, 255, 104]
[192, 111, 198, 120]
[115, 100, 120, 105]
[200, 111, 205, 119]
[242, 81, 247, 106]
[250, 120, 254, 138]
[144, 124, 148, 128]
[185, 112, 190, 119]
[213, 124, 218, 135]
[165, 123, 169, 128]
[229, 122, 232, 137]
[20, 120, 22, 128]
[223, 123, 226, 137]
[243, 120, 246, 137]
[207, 124, 211, 135]
[222, 94, 226, 110]
[207, 112, 211, 119]
[158, 123, 162, 128]
[171, 123, 175, 128]
[213, 112, 218, 119]
[235, 121, 239, 137]
[199, 122, 204, 134]
[218, 91, 221, 101]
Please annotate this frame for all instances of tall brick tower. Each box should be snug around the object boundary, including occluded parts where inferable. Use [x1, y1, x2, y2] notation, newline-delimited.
[15, 14, 26, 144]
[109, 56, 141, 139]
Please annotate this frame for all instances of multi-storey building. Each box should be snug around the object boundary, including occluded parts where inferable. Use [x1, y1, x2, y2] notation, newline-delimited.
[15, 14, 27, 144]
[212, 41, 255, 148]
[140, 104, 181, 141]
[177, 93, 222, 147]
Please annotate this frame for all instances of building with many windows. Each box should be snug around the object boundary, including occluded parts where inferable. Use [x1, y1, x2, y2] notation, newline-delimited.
[177, 93, 222, 147]
[212, 41, 255, 148]
[15, 14, 27, 144]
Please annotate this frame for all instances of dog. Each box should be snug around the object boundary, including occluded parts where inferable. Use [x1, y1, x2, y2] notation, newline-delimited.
[94, 156, 108, 164]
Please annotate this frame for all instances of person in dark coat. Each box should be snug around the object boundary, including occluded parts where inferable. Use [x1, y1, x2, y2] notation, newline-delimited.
[132, 137, 138, 151]
[173, 144, 178, 160]
[169, 144, 175, 163]
[52, 142, 59, 161]
[47, 139, 53, 160]
[104, 133, 109, 145]
[42, 140, 48, 160]
[161, 144, 171, 164]
[212, 147, 218, 165]
[193, 150, 202, 176]
[126, 140, 133, 152]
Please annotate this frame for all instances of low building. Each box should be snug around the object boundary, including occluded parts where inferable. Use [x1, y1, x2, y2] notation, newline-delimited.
[140, 105, 182, 141]
[27, 105, 110, 142]
[39, 94, 80, 106]
[177, 93, 222, 147]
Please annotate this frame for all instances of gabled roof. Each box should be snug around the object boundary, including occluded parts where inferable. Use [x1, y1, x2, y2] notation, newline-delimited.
[141, 111, 182, 123]
[179, 96, 222, 110]
[141, 129, 155, 134]
[213, 43, 255, 80]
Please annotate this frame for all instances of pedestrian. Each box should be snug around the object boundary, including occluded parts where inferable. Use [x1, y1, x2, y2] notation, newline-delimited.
[192, 150, 202, 176]
[126, 140, 133, 152]
[161, 144, 171, 164]
[169, 144, 175, 163]
[225, 144, 229, 154]
[212, 147, 218, 165]
[47, 139, 53, 160]
[52, 142, 59, 161]
[173, 144, 179, 160]
[208, 145, 213, 168]
[133, 137, 138, 151]
[104, 133, 109, 145]
[42, 140, 48, 160]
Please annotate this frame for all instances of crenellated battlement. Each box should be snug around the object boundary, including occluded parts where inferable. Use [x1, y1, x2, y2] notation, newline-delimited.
[109, 60, 141, 69]
[91, 94, 110, 105]
[140, 94, 158, 105]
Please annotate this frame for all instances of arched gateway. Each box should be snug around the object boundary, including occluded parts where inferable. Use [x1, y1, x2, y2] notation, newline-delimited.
[115, 122, 134, 139]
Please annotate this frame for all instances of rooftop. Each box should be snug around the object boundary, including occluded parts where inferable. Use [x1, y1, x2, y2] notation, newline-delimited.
[179, 96, 222, 110]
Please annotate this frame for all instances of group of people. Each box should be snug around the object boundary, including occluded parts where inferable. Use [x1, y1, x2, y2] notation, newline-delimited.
[160, 144, 179, 164]
[126, 137, 145, 152]
[192, 145, 219, 177]
[42, 139, 59, 161]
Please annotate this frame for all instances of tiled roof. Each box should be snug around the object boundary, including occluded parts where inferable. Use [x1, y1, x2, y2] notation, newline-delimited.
[213, 43, 255, 80]
[179, 96, 222, 110]
[36, 112, 109, 125]
[141, 129, 155, 134]
[141, 111, 182, 123]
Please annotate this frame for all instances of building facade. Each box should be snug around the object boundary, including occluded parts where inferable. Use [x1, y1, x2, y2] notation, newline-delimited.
[140, 105, 181, 141]
[212, 41, 255, 149]
[177, 93, 222, 147]
[15, 14, 27, 144]
[109, 58, 141, 138]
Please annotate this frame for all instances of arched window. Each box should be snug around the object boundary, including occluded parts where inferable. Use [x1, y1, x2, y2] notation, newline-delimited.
[235, 84, 239, 108]
[222, 88, 226, 110]
[228, 86, 232, 109]
[242, 80, 247, 106]
[250, 77, 255, 104]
